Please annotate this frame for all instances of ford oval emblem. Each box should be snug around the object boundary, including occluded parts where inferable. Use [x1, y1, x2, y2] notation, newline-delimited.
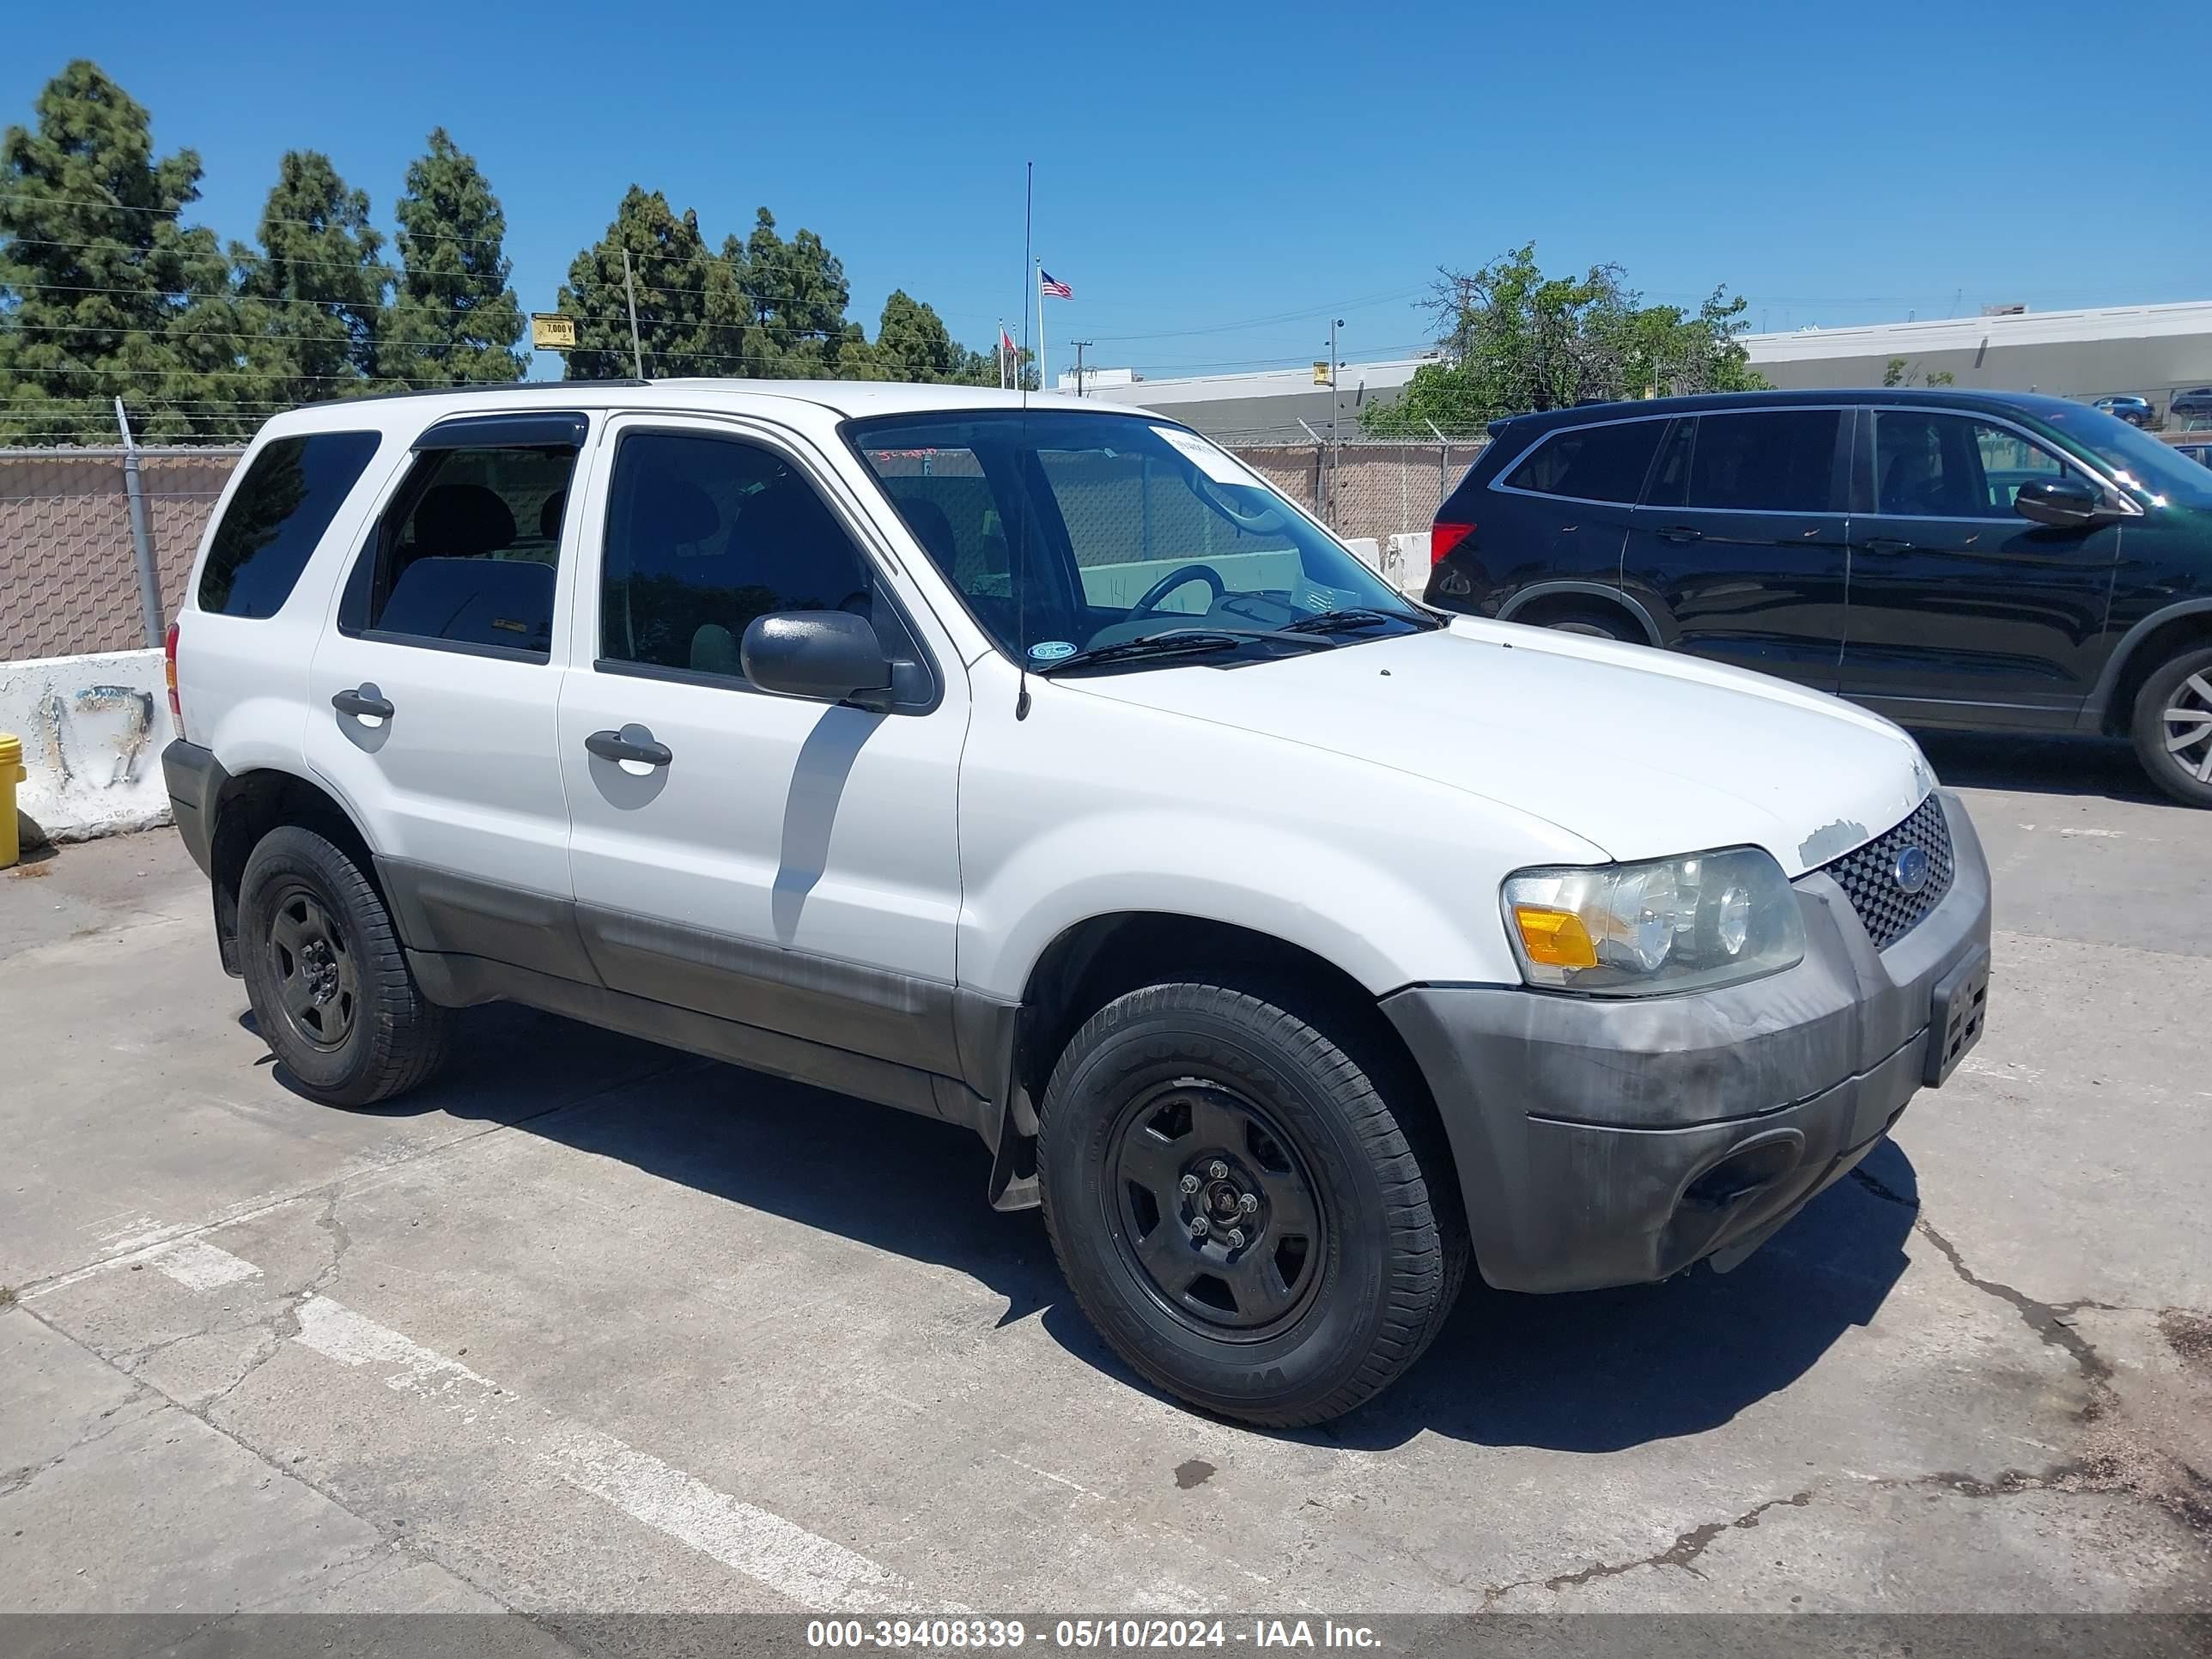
[1893, 844, 1931, 896]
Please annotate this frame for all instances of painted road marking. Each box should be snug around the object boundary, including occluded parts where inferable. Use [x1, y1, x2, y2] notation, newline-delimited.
[152, 1238, 264, 1291]
[160, 1243, 945, 1612]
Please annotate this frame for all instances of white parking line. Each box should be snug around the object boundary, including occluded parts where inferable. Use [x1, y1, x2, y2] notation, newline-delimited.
[174, 1243, 945, 1612]
[152, 1238, 264, 1291]
[1959, 1055, 2045, 1085]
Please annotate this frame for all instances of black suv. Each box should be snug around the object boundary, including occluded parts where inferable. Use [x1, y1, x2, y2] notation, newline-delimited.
[1425, 388, 2212, 805]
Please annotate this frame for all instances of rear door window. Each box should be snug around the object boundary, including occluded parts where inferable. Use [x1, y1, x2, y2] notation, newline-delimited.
[197, 431, 380, 617]
[347, 444, 579, 659]
[1504, 419, 1665, 502]
[1680, 410, 1843, 513]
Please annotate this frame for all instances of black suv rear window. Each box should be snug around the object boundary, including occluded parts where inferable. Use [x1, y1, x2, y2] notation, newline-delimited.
[1504, 419, 1664, 503]
[198, 432, 380, 617]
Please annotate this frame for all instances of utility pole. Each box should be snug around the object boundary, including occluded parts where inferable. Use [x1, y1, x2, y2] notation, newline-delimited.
[1070, 340, 1093, 397]
[1318, 323, 1335, 528]
[622, 248, 646, 379]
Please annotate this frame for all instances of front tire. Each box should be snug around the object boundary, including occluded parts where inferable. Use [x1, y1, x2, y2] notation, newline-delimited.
[237, 826, 452, 1106]
[2130, 644, 2212, 807]
[1036, 981, 1466, 1426]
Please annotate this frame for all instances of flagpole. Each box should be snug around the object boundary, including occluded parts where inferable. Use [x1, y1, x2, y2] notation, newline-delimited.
[1036, 261, 1048, 393]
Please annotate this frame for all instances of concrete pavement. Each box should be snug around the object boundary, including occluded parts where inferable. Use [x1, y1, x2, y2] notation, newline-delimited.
[2, 732, 2207, 1622]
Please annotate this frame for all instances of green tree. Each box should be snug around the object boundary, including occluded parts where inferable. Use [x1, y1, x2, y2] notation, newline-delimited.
[1362, 244, 1767, 434]
[380, 128, 525, 387]
[1882, 356, 1955, 388]
[730, 208, 854, 377]
[557, 187, 749, 379]
[232, 150, 391, 409]
[868, 289, 963, 381]
[0, 60, 233, 443]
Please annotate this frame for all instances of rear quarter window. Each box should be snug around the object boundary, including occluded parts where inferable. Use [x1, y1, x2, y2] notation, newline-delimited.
[1503, 419, 1665, 503]
[197, 431, 381, 618]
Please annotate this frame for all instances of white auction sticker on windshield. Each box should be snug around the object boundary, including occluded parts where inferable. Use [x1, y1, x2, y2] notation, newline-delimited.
[1152, 425, 1256, 486]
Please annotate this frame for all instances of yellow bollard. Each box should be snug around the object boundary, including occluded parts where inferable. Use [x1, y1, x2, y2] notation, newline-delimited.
[0, 732, 22, 869]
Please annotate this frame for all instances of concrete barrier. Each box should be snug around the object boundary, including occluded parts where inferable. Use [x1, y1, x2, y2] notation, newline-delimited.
[1382, 532, 1431, 595]
[0, 648, 172, 844]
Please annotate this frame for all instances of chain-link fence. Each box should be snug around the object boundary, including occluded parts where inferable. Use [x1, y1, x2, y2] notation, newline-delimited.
[1228, 437, 1487, 544]
[1, 446, 243, 659]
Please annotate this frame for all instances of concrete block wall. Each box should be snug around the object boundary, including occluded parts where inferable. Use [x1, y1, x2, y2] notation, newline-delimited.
[0, 648, 173, 845]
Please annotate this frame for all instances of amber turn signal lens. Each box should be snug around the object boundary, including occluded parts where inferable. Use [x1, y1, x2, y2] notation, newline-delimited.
[1510, 904, 1599, 969]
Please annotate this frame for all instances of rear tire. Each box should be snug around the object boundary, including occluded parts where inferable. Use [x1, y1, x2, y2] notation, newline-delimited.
[1036, 981, 1467, 1427]
[238, 825, 452, 1105]
[2130, 644, 2212, 808]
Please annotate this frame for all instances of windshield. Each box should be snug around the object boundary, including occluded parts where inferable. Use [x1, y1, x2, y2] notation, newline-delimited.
[2039, 404, 2212, 508]
[846, 410, 1430, 669]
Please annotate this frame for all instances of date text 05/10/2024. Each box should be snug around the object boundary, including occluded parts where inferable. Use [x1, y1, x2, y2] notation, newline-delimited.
[804, 1620, 1382, 1650]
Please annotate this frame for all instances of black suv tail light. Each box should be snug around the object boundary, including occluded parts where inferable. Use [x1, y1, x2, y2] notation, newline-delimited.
[1431, 520, 1474, 565]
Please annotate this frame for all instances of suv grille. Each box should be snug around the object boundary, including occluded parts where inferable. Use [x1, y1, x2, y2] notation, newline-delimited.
[1820, 794, 1954, 951]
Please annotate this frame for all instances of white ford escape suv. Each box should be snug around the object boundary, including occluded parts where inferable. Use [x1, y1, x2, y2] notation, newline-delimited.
[162, 381, 1992, 1425]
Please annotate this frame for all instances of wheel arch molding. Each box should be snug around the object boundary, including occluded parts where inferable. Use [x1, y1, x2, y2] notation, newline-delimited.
[204, 763, 385, 976]
[2080, 596, 2212, 735]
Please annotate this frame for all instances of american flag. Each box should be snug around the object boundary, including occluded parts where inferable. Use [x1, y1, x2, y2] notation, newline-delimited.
[1038, 269, 1073, 300]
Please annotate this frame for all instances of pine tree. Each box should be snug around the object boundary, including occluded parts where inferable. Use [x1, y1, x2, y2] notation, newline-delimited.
[557, 187, 749, 380]
[233, 150, 391, 409]
[732, 209, 854, 378]
[870, 290, 962, 382]
[381, 128, 525, 387]
[0, 61, 230, 443]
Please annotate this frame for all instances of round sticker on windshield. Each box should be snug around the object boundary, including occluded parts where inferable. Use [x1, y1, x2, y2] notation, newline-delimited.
[1028, 641, 1077, 661]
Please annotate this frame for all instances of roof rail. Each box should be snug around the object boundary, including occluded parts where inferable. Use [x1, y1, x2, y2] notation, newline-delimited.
[300, 378, 647, 412]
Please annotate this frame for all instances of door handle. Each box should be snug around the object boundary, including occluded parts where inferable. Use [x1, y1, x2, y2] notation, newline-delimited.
[331, 686, 394, 720]
[1863, 538, 1913, 555]
[1656, 526, 1703, 544]
[586, 726, 673, 769]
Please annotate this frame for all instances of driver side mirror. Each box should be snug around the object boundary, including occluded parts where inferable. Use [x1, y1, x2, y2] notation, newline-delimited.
[740, 610, 894, 708]
[2014, 477, 2106, 528]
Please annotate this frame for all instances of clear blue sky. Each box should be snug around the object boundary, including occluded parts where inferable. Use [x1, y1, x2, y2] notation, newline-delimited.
[9, 0, 2209, 382]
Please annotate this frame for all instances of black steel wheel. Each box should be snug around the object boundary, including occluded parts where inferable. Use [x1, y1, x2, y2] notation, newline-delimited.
[264, 883, 360, 1050]
[238, 825, 452, 1106]
[1108, 1079, 1326, 1338]
[1038, 979, 1467, 1427]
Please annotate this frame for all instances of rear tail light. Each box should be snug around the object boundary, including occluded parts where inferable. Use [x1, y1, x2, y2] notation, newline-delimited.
[163, 621, 184, 740]
[1431, 520, 1474, 565]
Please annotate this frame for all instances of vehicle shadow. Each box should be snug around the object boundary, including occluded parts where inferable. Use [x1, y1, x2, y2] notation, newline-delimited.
[263, 1000, 1918, 1455]
[1911, 730, 2169, 805]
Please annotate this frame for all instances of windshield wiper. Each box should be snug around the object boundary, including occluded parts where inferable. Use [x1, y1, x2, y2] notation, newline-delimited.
[1277, 605, 1432, 635]
[1032, 630, 1255, 675]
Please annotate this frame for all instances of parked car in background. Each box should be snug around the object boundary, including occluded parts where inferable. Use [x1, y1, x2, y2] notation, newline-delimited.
[1426, 387, 2212, 806]
[2173, 440, 2212, 469]
[161, 381, 1990, 1426]
[2171, 386, 2212, 423]
[2094, 394, 2156, 428]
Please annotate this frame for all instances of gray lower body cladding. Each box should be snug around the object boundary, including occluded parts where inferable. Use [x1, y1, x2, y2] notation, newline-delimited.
[1383, 790, 1993, 1294]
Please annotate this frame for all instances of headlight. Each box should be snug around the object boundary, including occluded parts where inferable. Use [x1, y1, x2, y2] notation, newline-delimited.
[1501, 847, 1804, 994]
